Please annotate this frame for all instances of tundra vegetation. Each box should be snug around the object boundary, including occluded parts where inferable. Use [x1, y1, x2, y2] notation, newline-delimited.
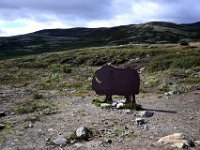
[0, 44, 199, 94]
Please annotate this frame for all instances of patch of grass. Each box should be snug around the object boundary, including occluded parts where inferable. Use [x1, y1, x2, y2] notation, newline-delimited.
[143, 75, 159, 87]
[13, 99, 56, 114]
[147, 51, 200, 72]
[92, 99, 104, 107]
[123, 103, 142, 110]
[24, 116, 41, 123]
[179, 77, 200, 84]
[32, 92, 43, 100]
[0, 123, 12, 143]
[169, 84, 188, 94]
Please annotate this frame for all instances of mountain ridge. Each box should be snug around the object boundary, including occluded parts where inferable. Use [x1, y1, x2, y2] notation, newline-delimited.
[0, 21, 200, 59]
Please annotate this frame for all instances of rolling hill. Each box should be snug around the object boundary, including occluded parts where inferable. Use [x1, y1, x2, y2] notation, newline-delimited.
[0, 21, 200, 59]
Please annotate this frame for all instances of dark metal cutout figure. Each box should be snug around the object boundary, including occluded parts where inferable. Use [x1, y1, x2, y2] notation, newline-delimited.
[92, 65, 140, 104]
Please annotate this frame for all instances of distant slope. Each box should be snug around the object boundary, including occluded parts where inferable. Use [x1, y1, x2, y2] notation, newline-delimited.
[0, 21, 200, 59]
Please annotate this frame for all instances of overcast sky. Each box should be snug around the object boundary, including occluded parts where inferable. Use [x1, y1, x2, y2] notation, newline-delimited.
[0, 0, 200, 36]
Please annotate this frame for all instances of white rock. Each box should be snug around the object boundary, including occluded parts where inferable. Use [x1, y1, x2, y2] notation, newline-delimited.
[138, 111, 154, 117]
[100, 103, 111, 108]
[0, 124, 5, 130]
[158, 133, 185, 144]
[119, 99, 126, 103]
[164, 92, 170, 96]
[48, 128, 54, 132]
[195, 140, 200, 146]
[111, 102, 118, 107]
[122, 109, 132, 114]
[116, 103, 124, 109]
[158, 133, 194, 148]
[76, 127, 87, 137]
[53, 137, 67, 146]
[28, 122, 33, 128]
[168, 91, 174, 95]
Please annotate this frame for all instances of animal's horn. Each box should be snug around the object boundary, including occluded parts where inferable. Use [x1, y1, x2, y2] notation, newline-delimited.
[95, 76, 102, 84]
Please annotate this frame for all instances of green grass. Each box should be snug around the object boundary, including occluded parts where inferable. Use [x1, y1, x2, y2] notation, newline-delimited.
[0, 43, 199, 94]
[13, 99, 57, 114]
[92, 99, 105, 107]
[0, 123, 13, 143]
[122, 103, 142, 110]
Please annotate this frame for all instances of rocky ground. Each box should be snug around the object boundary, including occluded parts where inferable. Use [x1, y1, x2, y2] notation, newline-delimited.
[0, 85, 200, 150]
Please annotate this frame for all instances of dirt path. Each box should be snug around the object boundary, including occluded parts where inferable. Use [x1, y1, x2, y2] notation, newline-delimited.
[0, 87, 200, 150]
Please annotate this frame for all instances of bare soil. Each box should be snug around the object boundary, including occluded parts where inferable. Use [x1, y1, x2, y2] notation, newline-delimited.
[0, 85, 200, 150]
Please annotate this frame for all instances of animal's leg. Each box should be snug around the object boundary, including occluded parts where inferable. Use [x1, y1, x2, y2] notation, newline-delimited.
[105, 95, 112, 103]
[125, 95, 130, 103]
[131, 95, 136, 104]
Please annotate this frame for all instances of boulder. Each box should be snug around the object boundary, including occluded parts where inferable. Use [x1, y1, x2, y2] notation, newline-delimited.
[138, 111, 154, 117]
[158, 133, 185, 144]
[158, 133, 194, 148]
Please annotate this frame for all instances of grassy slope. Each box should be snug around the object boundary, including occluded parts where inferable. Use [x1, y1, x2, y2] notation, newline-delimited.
[0, 21, 200, 60]
[0, 43, 200, 94]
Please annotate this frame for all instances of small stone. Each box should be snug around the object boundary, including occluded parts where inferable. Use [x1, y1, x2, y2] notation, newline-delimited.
[76, 126, 88, 138]
[45, 138, 50, 142]
[143, 124, 149, 130]
[0, 111, 6, 117]
[105, 139, 112, 144]
[189, 117, 194, 120]
[184, 139, 195, 147]
[100, 103, 111, 108]
[195, 140, 200, 146]
[48, 128, 55, 132]
[116, 103, 124, 109]
[0, 124, 5, 130]
[28, 122, 33, 128]
[11, 112, 15, 115]
[135, 118, 145, 125]
[53, 137, 67, 146]
[164, 92, 170, 96]
[168, 91, 174, 95]
[111, 102, 118, 107]
[122, 109, 132, 114]
[138, 111, 154, 117]
[119, 99, 126, 103]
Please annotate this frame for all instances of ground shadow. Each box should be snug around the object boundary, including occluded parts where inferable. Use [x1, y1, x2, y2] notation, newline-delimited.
[141, 108, 177, 114]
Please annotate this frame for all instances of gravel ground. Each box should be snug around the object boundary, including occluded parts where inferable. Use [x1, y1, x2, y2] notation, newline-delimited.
[0, 87, 200, 150]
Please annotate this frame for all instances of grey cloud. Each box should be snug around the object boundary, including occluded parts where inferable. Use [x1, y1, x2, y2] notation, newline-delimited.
[0, 0, 113, 22]
[0, 0, 200, 29]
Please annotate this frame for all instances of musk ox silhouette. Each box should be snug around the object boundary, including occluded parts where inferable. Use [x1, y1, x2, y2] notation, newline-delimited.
[92, 65, 140, 103]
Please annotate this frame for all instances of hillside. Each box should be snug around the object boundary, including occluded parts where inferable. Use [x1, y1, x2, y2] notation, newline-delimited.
[0, 21, 200, 59]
